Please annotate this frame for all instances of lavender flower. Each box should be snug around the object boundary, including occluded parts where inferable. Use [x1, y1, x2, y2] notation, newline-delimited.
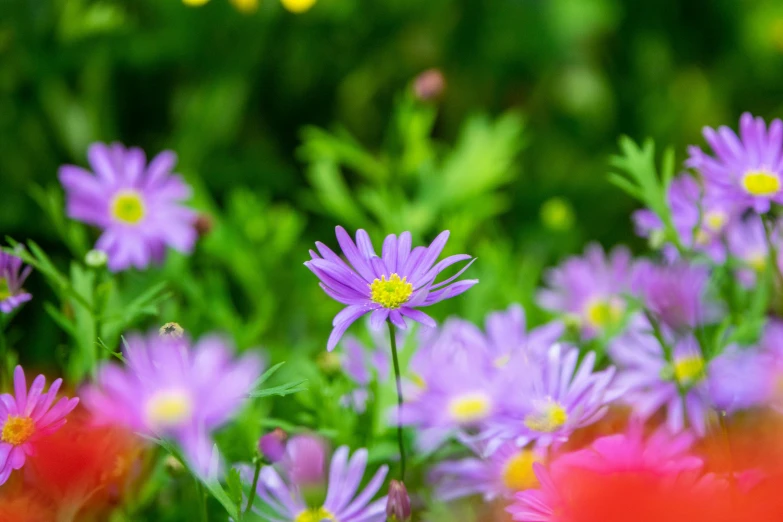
[259, 429, 288, 464]
[632, 174, 734, 261]
[285, 434, 328, 487]
[82, 332, 260, 475]
[431, 440, 545, 501]
[0, 253, 32, 313]
[488, 344, 616, 450]
[609, 321, 710, 435]
[251, 445, 388, 522]
[484, 304, 564, 367]
[687, 112, 783, 213]
[727, 215, 781, 286]
[386, 480, 411, 522]
[708, 346, 771, 413]
[0, 366, 79, 485]
[631, 261, 715, 330]
[59, 142, 198, 272]
[537, 244, 633, 339]
[305, 227, 478, 350]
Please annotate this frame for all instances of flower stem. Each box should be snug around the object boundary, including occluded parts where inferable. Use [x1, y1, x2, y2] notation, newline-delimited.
[0, 315, 8, 389]
[387, 320, 406, 481]
[244, 457, 262, 518]
[197, 478, 209, 522]
[762, 216, 783, 307]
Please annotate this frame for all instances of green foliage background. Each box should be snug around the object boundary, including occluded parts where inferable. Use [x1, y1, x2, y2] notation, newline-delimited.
[4, 0, 783, 519]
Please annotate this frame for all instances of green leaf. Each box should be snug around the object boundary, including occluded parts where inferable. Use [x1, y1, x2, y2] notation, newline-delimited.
[249, 379, 308, 398]
[226, 468, 244, 515]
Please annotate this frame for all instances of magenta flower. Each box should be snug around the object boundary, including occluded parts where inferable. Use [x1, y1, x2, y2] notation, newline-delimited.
[537, 244, 634, 339]
[82, 332, 261, 475]
[0, 252, 32, 313]
[305, 227, 478, 350]
[284, 434, 328, 487]
[631, 261, 716, 331]
[687, 112, 783, 213]
[609, 320, 710, 435]
[0, 366, 79, 485]
[250, 445, 389, 522]
[59, 142, 198, 272]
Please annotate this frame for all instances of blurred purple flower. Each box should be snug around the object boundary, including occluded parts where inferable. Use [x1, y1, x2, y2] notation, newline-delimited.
[609, 321, 710, 435]
[708, 346, 771, 413]
[82, 332, 260, 476]
[305, 227, 478, 351]
[431, 440, 545, 501]
[0, 366, 79, 485]
[687, 112, 783, 213]
[632, 174, 734, 261]
[631, 261, 715, 331]
[259, 429, 287, 464]
[250, 445, 388, 522]
[484, 304, 564, 366]
[59, 142, 198, 272]
[285, 434, 328, 487]
[0, 252, 32, 313]
[537, 244, 634, 339]
[727, 215, 781, 287]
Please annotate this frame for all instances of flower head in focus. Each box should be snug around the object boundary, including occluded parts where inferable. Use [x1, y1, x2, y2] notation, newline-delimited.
[0, 252, 32, 314]
[305, 227, 477, 350]
[537, 244, 633, 339]
[82, 332, 260, 476]
[687, 112, 783, 213]
[59, 142, 197, 272]
[0, 366, 79, 485]
[249, 445, 389, 522]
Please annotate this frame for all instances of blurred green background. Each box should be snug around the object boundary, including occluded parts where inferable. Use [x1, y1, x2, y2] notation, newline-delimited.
[4, 0, 783, 366]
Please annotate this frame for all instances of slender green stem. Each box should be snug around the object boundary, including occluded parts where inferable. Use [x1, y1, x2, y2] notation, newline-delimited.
[197, 479, 209, 522]
[387, 320, 406, 481]
[762, 217, 783, 308]
[244, 457, 263, 518]
[0, 315, 8, 389]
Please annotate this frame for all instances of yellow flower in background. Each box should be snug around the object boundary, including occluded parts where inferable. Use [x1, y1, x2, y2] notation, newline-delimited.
[281, 0, 316, 14]
[182, 0, 211, 6]
[231, 0, 259, 12]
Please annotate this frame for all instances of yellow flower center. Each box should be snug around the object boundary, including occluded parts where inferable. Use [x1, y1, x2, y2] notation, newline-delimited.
[448, 392, 492, 423]
[703, 210, 728, 231]
[584, 298, 624, 330]
[1, 415, 35, 445]
[742, 170, 781, 196]
[501, 450, 541, 491]
[145, 389, 193, 428]
[295, 507, 336, 522]
[673, 356, 705, 385]
[281, 0, 317, 13]
[230, 0, 258, 12]
[494, 354, 511, 368]
[110, 190, 146, 225]
[182, 0, 210, 5]
[0, 277, 11, 301]
[524, 400, 568, 433]
[369, 274, 413, 309]
[747, 252, 768, 273]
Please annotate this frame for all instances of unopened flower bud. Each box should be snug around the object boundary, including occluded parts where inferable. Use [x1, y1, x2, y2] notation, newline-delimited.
[85, 249, 108, 268]
[413, 69, 445, 102]
[194, 213, 214, 238]
[317, 351, 342, 376]
[287, 435, 327, 487]
[386, 480, 411, 522]
[259, 429, 287, 464]
[159, 322, 184, 339]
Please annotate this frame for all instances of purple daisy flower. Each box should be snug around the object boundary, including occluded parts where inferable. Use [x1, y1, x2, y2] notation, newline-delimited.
[630, 261, 716, 331]
[250, 445, 389, 522]
[0, 366, 79, 485]
[430, 440, 545, 501]
[305, 227, 478, 351]
[484, 304, 564, 367]
[488, 344, 616, 450]
[686, 112, 783, 213]
[537, 244, 634, 339]
[82, 332, 261, 475]
[59, 142, 198, 272]
[632, 174, 735, 262]
[0, 252, 32, 313]
[708, 345, 771, 413]
[608, 320, 710, 435]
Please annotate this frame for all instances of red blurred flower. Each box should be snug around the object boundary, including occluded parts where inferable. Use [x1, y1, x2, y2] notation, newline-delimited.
[0, 480, 54, 522]
[25, 410, 144, 519]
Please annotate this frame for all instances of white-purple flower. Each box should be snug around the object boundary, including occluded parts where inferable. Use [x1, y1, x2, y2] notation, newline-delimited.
[59, 142, 198, 272]
[687, 112, 783, 213]
[305, 227, 478, 351]
[0, 252, 32, 314]
[82, 332, 261, 476]
[250, 445, 389, 522]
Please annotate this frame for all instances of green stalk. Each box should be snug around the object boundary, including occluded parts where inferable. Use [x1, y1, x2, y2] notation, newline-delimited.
[244, 457, 263, 518]
[387, 320, 407, 480]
